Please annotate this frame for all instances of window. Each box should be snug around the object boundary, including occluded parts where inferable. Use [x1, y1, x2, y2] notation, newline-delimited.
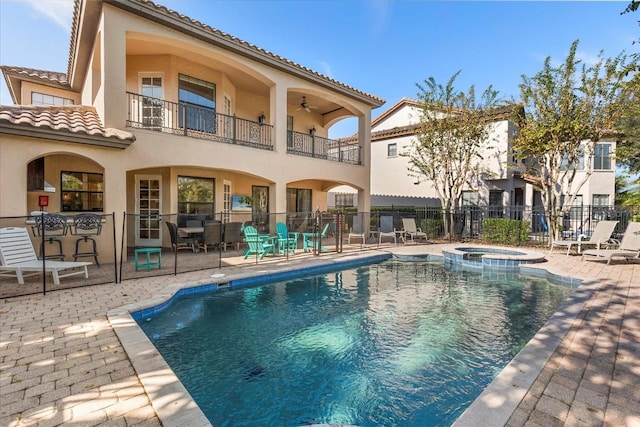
[61, 171, 104, 212]
[179, 74, 216, 133]
[141, 75, 163, 129]
[592, 194, 609, 206]
[287, 188, 312, 213]
[177, 176, 214, 215]
[592, 194, 610, 220]
[286, 115, 294, 149]
[335, 194, 355, 208]
[387, 143, 397, 157]
[32, 92, 74, 106]
[223, 180, 231, 223]
[560, 151, 584, 171]
[593, 144, 611, 170]
[488, 190, 503, 218]
[461, 191, 478, 206]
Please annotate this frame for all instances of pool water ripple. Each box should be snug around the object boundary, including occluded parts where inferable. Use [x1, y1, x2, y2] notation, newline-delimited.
[138, 260, 572, 427]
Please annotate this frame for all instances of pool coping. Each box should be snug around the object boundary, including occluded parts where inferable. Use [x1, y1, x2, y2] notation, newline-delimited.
[108, 247, 590, 427]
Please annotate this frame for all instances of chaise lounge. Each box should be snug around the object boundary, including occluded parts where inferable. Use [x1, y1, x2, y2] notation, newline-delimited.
[581, 222, 640, 265]
[0, 227, 91, 285]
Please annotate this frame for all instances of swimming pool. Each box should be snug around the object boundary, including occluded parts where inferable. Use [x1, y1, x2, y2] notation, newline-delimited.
[135, 259, 573, 426]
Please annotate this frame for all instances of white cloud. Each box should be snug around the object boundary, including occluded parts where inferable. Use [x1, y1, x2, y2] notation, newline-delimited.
[316, 60, 333, 79]
[18, 0, 74, 30]
[367, 0, 393, 35]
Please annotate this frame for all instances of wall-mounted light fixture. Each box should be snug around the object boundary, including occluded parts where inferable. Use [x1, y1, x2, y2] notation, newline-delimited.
[309, 127, 316, 135]
[258, 112, 266, 123]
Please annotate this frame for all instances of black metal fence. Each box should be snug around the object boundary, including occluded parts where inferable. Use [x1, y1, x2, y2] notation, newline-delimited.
[2, 206, 638, 298]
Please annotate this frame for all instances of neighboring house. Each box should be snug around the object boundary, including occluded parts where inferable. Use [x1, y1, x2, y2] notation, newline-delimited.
[0, 0, 384, 254]
[330, 98, 617, 219]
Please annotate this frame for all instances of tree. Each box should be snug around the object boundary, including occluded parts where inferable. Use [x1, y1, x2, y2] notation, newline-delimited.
[404, 71, 501, 237]
[614, 72, 640, 174]
[513, 40, 638, 239]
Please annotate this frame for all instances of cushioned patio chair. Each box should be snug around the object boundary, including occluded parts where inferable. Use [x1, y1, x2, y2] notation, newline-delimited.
[166, 222, 193, 252]
[550, 220, 618, 255]
[195, 222, 222, 254]
[0, 227, 90, 285]
[401, 218, 427, 243]
[582, 222, 640, 265]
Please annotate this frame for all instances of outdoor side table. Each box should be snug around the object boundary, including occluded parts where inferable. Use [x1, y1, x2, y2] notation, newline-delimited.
[134, 247, 162, 271]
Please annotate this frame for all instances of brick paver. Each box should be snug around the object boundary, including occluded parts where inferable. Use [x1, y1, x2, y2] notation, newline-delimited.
[1, 245, 638, 426]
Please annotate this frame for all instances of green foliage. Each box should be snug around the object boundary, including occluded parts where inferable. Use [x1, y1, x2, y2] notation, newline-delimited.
[482, 218, 530, 245]
[405, 71, 502, 213]
[514, 40, 639, 238]
[421, 218, 445, 238]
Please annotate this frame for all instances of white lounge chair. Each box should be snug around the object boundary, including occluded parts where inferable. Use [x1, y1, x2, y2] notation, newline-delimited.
[550, 220, 619, 255]
[0, 227, 91, 285]
[582, 222, 640, 265]
[401, 218, 428, 243]
[378, 216, 397, 245]
[347, 215, 366, 244]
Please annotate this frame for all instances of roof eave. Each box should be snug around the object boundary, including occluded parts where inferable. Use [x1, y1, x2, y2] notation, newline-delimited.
[96, 0, 384, 107]
[0, 123, 134, 149]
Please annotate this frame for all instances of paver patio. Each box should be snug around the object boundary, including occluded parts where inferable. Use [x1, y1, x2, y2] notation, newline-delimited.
[1, 244, 638, 426]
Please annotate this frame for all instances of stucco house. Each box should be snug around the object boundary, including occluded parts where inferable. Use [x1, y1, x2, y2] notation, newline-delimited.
[0, 0, 384, 255]
[330, 98, 616, 222]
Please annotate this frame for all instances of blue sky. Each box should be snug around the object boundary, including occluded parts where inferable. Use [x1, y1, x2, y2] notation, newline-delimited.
[1, 0, 638, 137]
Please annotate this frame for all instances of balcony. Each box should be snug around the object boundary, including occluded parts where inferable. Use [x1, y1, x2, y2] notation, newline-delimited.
[287, 131, 361, 165]
[127, 92, 361, 165]
[127, 92, 273, 150]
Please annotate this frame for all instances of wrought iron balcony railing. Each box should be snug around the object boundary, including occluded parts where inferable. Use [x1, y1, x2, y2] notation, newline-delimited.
[126, 92, 361, 164]
[126, 92, 273, 150]
[287, 130, 361, 165]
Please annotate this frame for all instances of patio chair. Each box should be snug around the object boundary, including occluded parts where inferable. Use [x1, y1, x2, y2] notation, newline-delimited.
[0, 227, 90, 285]
[303, 222, 330, 252]
[378, 216, 397, 245]
[31, 213, 68, 261]
[347, 215, 365, 244]
[550, 220, 619, 255]
[166, 222, 193, 252]
[582, 222, 640, 265]
[401, 218, 428, 243]
[223, 222, 243, 251]
[195, 222, 222, 254]
[275, 222, 298, 255]
[243, 225, 275, 259]
[70, 213, 102, 266]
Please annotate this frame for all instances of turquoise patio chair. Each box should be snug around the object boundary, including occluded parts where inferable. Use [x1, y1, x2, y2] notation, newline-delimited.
[275, 222, 299, 255]
[303, 222, 330, 252]
[243, 225, 275, 259]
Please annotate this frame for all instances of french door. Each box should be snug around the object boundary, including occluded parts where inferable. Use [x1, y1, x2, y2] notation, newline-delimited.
[135, 175, 162, 246]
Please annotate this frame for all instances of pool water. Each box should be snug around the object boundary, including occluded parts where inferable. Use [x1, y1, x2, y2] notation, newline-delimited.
[137, 260, 573, 427]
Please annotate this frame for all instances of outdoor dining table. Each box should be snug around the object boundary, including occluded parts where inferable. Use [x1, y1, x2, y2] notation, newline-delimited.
[178, 226, 204, 252]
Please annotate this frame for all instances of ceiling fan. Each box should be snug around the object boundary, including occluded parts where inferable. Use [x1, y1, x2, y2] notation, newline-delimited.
[296, 96, 317, 113]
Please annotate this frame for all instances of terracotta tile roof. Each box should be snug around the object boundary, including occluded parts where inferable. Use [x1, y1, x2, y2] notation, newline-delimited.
[83, 0, 384, 107]
[0, 65, 70, 90]
[0, 105, 135, 146]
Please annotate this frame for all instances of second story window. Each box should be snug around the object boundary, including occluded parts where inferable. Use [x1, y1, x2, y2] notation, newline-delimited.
[593, 144, 611, 170]
[32, 92, 73, 106]
[141, 75, 163, 130]
[179, 74, 216, 133]
[387, 143, 397, 157]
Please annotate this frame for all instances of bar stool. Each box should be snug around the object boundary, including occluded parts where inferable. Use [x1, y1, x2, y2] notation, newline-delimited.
[71, 213, 102, 266]
[32, 213, 68, 261]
